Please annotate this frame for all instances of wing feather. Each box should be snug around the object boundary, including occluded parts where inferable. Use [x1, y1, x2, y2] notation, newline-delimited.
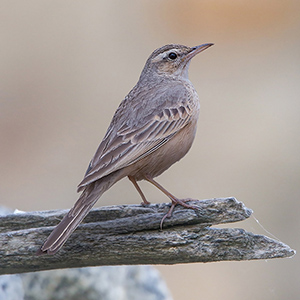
[78, 84, 194, 191]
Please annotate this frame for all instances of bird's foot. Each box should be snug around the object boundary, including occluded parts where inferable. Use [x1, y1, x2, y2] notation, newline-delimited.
[140, 199, 151, 206]
[160, 198, 198, 230]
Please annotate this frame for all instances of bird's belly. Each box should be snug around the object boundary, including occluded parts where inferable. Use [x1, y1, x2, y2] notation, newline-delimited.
[126, 121, 197, 181]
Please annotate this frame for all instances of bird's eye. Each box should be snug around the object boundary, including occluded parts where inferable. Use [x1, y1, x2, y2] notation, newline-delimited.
[168, 52, 177, 60]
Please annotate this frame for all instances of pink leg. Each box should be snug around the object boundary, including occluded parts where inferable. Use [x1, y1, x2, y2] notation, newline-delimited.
[128, 175, 151, 205]
[144, 175, 198, 229]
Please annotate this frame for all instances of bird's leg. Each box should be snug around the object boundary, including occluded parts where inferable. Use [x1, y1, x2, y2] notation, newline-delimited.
[144, 175, 198, 229]
[128, 175, 151, 205]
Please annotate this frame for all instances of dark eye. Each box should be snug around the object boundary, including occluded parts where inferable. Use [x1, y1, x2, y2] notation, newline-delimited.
[168, 52, 177, 60]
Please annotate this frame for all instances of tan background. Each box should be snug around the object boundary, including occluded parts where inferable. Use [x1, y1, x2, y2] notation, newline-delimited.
[1, 1, 299, 299]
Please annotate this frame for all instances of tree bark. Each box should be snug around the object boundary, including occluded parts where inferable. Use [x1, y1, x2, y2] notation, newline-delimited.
[0, 197, 295, 275]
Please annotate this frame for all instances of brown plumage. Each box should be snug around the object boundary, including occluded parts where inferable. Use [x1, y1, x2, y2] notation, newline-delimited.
[37, 43, 213, 255]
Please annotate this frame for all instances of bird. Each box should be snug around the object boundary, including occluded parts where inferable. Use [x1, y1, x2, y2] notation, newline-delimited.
[37, 43, 213, 255]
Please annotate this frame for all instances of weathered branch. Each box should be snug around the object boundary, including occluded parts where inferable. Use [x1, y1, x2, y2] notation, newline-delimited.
[0, 197, 295, 275]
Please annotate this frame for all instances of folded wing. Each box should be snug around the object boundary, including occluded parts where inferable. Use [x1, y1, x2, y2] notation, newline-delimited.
[78, 85, 193, 191]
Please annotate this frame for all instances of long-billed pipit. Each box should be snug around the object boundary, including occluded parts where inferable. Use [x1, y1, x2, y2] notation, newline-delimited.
[37, 43, 213, 255]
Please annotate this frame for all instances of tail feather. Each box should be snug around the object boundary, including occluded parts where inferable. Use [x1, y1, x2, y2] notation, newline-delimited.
[37, 172, 123, 255]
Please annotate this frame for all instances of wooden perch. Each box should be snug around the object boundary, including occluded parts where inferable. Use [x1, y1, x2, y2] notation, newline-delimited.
[0, 197, 295, 275]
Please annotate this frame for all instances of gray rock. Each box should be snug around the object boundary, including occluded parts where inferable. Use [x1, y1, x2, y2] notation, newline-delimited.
[0, 205, 13, 216]
[0, 275, 24, 300]
[21, 266, 173, 300]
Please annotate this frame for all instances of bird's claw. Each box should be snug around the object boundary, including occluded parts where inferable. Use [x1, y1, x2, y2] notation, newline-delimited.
[160, 198, 198, 230]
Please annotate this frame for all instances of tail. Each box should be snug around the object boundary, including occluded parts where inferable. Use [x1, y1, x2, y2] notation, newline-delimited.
[36, 172, 122, 255]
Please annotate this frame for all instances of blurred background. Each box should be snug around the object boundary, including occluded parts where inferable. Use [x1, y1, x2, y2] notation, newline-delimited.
[1, 1, 299, 299]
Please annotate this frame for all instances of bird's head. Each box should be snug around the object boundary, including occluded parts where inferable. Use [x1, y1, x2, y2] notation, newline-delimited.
[140, 43, 213, 80]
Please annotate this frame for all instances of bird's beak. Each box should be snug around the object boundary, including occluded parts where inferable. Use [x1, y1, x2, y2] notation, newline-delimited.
[186, 43, 214, 61]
